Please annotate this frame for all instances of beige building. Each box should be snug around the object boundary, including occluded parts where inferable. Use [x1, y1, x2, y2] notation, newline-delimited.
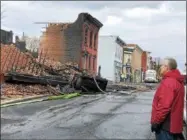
[126, 44, 143, 83]
[122, 47, 134, 82]
[146, 51, 151, 70]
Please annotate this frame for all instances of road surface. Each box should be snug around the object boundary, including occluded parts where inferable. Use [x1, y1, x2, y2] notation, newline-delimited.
[1, 90, 155, 139]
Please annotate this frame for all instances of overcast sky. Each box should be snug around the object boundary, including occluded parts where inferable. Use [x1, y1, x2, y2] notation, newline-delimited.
[1, 1, 186, 71]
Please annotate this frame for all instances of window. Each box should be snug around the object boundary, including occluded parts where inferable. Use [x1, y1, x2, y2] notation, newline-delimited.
[94, 34, 97, 49]
[88, 55, 91, 69]
[82, 56, 86, 69]
[84, 27, 88, 46]
[93, 57, 95, 70]
[90, 31, 93, 48]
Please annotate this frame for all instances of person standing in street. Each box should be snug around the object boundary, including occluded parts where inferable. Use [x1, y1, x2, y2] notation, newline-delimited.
[151, 57, 185, 140]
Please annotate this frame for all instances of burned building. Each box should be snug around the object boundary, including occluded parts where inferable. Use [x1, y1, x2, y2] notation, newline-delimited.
[1, 29, 13, 44]
[39, 13, 103, 74]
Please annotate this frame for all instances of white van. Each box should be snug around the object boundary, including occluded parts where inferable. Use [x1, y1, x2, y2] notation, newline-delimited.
[144, 70, 158, 83]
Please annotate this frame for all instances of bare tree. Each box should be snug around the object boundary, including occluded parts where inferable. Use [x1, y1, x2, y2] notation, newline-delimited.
[24, 36, 40, 52]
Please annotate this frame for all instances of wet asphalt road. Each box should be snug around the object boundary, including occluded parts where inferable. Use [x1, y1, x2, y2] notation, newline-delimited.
[1, 90, 155, 139]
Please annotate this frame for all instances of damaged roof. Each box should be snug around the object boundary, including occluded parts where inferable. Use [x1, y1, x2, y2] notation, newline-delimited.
[80, 13, 103, 28]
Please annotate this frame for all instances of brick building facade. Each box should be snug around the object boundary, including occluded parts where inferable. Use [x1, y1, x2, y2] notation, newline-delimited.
[141, 51, 147, 73]
[127, 44, 143, 83]
[39, 13, 103, 74]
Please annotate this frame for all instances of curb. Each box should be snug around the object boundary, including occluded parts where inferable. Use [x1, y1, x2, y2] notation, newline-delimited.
[1, 98, 47, 108]
[1, 95, 50, 106]
[118, 90, 138, 95]
[129, 90, 138, 94]
[108, 90, 138, 95]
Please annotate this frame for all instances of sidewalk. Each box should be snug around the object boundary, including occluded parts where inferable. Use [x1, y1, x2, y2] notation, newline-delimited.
[1, 94, 50, 106]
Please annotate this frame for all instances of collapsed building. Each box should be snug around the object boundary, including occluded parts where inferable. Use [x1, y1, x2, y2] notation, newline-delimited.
[0, 13, 109, 100]
[39, 13, 103, 74]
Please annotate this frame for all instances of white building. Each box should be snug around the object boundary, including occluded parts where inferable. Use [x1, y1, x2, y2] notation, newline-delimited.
[97, 36, 126, 82]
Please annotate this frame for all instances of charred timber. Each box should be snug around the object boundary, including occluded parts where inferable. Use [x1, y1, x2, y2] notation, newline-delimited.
[5, 73, 69, 86]
[73, 75, 108, 92]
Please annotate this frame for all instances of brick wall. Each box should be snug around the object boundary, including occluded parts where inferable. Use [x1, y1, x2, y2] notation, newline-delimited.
[63, 14, 83, 64]
[131, 48, 142, 71]
[39, 13, 102, 74]
[81, 18, 100, 74]
[39, 24, 65, 62]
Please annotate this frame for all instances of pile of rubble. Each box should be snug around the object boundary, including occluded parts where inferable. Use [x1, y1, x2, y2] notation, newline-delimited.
[1, 44, 108, 99]
[106, 82, 156, 93]
[1, 84, 52, 98]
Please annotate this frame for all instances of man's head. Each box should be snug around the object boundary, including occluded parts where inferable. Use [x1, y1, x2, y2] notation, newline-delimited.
[159, 57, 177, 77]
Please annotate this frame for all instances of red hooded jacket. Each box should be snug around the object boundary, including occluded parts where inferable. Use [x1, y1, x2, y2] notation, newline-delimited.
[151, 69, 185, 133]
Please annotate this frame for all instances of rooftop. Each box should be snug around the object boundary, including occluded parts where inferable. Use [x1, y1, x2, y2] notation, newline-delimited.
[99, 35, 126, 46]
[81, 13, 103, 28]
[126, 44, 143, 52]
[1, 29, 13, 33]
[48, 23, 72, 26]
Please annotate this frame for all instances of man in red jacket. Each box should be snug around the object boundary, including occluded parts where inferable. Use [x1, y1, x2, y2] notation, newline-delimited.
[151, 57, 185, 140]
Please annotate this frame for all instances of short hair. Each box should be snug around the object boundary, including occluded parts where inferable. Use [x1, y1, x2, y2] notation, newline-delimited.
[164, 57, 177, 70]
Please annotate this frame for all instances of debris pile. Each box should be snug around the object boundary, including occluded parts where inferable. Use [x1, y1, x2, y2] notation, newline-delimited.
[1, 84, 52, 97]
[106, 84, 137, 92]
[1, 44, 108, 99]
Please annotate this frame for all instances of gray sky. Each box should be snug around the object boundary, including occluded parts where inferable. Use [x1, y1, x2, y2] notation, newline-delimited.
[1, 1, 186, 71]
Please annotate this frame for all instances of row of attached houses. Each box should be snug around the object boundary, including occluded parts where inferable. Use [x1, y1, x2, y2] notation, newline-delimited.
[122, 44, 152, 83]
[97, 37, 153, 83]
[37, 12, 153, 81]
